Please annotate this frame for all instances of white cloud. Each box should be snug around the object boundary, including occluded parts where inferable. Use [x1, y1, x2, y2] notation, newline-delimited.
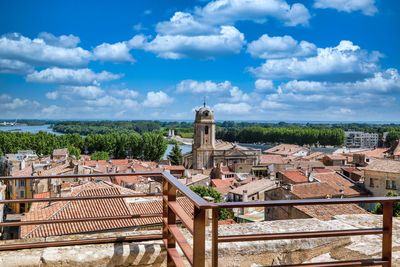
[94, 41, 135, 63]
[195, 0, 311, 26]
[135, 26, 245, 59]
[25, 67, 123, 85]
[133, 23, 147, 31]
[255, 79, 274, 92]
[247, 34, 317, 59]
[113, 89, 139, 98]
[314, 0, 378, 16]
[41, 105, 63, 115]
[45, 91, 59, 100]
[250, 40, 382, 80]
[156, 12, 217, 36]
[176, 80, 232, 94]
[37, 32, 80, 48]
[142, 91, 174, 108]
[0, 59, 34, 74]
[0, 33, 92, 68]
[213, 102, 252, 114]
[66, 85, 104, 99]
[228, 86, 249, 102]
[0, 94, 40, 110]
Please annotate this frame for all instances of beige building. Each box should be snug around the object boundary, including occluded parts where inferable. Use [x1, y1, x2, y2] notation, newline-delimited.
[182, 103, 260, 169]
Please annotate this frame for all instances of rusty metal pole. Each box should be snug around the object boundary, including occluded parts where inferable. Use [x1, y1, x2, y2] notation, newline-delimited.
[382, 201, 393, 267]
[212, 208, 219, 267]
[167, 181, 177, 267]
[193, 206, 206, 267]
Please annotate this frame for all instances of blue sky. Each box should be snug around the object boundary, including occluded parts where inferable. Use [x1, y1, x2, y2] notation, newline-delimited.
[0, 0, 399, 121]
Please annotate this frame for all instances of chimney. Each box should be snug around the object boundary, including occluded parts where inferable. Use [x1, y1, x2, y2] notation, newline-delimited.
[242, 190, 248, 202]
[289, 184, 293, 192]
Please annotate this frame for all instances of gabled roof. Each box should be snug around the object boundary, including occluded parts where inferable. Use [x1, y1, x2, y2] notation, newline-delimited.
[20, 181, 159, 238]
[211, 178, 235, 188]
[364, 159, 400, 173]
[295, 204, 368, 221]
[53, 148, 68, 156]
[312, 172, 366, 196]
[280, 171, 308, 183]
[263, 144, 309, 156]
[324, 154, 347, 160]
[260, 154, 285, 165]
[229, 179, 275, 196]
[291, 182, 338, 199]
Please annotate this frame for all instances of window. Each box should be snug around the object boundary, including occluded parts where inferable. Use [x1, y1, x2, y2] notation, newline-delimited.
[19, 180, 25, 187]
[386, 180, 391, 189]
[393, 180, 397, 190]
[20, 190, 25, 198]
[369, 178, 374, 187]
[205, 126, 209, 135]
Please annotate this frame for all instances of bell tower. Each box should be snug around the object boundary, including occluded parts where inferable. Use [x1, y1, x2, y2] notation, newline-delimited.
[192, 101, 216, 169]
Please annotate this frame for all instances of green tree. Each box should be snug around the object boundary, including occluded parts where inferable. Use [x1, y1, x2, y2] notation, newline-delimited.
[67, 145, 81, 159]
[168, 144, 182, 165]
[91, 151, 109, 160]
[190, 186, 231, 220]
[373, 191, 400, 217]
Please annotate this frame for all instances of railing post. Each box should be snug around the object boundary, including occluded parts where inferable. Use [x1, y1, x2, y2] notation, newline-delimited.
[212, 208, 219, 267]
[382, 201, 393, 267]
[163, 179, 176, 267]
[193, 206, 206, 267]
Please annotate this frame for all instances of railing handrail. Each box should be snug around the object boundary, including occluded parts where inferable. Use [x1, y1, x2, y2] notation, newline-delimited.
[215, 196, 400, 208]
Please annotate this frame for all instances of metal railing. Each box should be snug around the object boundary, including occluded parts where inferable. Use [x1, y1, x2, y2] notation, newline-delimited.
[0, 172, 399, 267]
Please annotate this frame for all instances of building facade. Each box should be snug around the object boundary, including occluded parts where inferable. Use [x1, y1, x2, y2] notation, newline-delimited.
[345, 131, 379, 148]
[182, 104, 260, 170]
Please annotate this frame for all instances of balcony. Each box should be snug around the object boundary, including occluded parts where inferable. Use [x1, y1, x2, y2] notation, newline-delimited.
[0, 172, 399, 266]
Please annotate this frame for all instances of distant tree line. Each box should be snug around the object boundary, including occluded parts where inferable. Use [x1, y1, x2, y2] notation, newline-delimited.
[0, 131, 168, 162]
[216, 127, 346, 146]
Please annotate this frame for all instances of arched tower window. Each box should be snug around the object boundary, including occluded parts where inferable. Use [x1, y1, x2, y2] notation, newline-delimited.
[205, 126, 209, 135]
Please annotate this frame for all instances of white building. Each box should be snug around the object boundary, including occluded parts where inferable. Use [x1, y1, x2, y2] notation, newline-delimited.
[345, 131, 379, 148]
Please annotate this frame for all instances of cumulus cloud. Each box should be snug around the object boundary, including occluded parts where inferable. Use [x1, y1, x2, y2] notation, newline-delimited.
[94, 41, 135, 63]
[255, 79, 275, 92]
[250, 40, 382, 80]
[156, 12, 218, 36]
[45, 91, 59, 100]
[25, 67, 123, 85]
[195, 0, 311, 26]
[247, 34, 317, 59]
[0, 94, 40, 111]
[113, 89, 139, 98]
[142, 91, 174, 108]
[213, 102, 252, 114]
[176, 80, 232, 94]
[37, 32, 80, 48]
[228, 86, 249, 102]
[135, 26, 245, 59]
[0, 33, 92, 68]
[0, 59, 34, 75]
[47, 85, 104, 100]
[314, 0, 378, 16]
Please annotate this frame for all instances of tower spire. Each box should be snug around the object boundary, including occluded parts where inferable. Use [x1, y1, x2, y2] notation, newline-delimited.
[203, 96, 206, 107]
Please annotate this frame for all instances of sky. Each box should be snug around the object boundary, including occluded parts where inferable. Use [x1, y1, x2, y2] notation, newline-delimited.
[0, 0, 399, 122]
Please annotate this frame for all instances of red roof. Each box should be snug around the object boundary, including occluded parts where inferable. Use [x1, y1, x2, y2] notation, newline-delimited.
[280, 171, 308, 183]
[211, 178, 235, 188]
[291, 182, 338, 199]
[163, 165, 185, 171]
[260, 154, 285, 165]
[312, 172, 366, 196]
[313, 168, 334, 173]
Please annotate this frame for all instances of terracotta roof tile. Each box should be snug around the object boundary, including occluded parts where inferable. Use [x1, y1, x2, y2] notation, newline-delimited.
[295, 204, 368, 221]
[312, 172, 366, 196]
[229, 179, 275, 196]
[280, 171, 308, 183]
[260, 155, 285, 165]
[211, 178, 235, 188]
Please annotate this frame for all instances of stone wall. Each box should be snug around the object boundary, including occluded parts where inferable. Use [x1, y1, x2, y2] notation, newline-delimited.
[0, 214, 399, 266]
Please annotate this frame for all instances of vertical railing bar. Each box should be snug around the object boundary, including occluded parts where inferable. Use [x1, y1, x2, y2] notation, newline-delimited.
[382, 201, 393, 267]
[212, 208, 219, 267]
[193, 206, 206, 267]
[167, 181, 177, 267]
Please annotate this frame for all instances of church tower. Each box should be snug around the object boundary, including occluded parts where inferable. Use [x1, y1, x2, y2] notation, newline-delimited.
[192, 101, 216, 169]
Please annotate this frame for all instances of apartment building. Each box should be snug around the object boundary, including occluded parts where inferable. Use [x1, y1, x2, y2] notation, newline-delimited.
[345, 131, 379, 148]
